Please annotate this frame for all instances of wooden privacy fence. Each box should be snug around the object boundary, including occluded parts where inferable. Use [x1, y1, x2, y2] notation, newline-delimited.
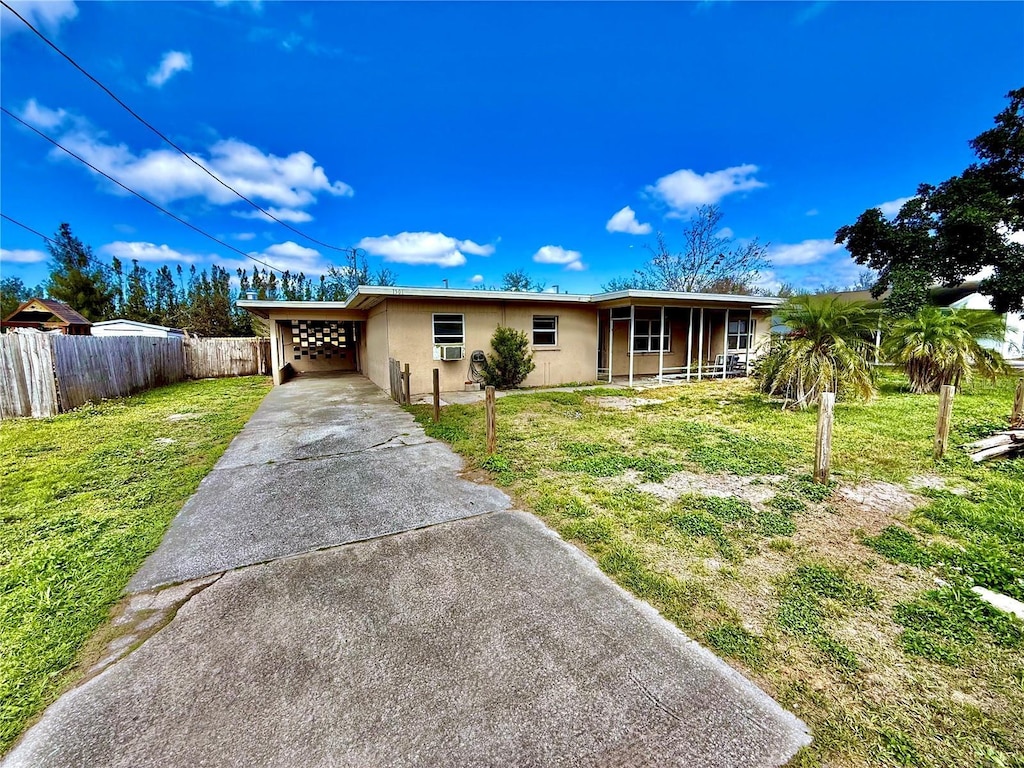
[185, 337, 270, 379]
[0, 334, 271, 419]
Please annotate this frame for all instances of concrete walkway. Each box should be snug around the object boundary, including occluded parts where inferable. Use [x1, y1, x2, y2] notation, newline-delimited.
[5, 374, 809, 768]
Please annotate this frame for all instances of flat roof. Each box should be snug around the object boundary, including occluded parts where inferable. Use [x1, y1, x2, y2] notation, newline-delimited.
[237, 285, 785, 315]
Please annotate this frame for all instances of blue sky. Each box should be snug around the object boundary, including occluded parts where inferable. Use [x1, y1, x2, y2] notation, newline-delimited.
[2, 0, 1022, 295]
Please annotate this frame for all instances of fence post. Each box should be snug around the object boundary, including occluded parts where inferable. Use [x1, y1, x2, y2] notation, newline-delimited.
[432, 368, 440, 423]
[403, 363, 411, 405]
[934, 384, 956, 459]
[1012, 377, 1024, 428]
[485, 385, 497, 455]
[814, 391, 835, 484]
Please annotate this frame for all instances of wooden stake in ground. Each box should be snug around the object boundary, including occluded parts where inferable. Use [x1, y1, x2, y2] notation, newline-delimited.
[403, 363, 411, 406]
[814, 392, 835, 484]
[485, 385, 497, 455]
[1012, 377, 1024, 429]
[432, 368, 440, 423]
[933, 384, 955, 460]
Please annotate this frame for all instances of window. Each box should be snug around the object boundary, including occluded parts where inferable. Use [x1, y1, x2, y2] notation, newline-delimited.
[433, 313, 465, 345]
[727, 317, 754, 351]
[632, 316, 670, 352]
[533, 315, 558, 346]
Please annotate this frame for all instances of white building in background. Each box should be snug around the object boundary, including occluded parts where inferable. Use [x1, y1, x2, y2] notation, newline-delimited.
[90, 319, 186, 339]
[944, 291, 1023, 361]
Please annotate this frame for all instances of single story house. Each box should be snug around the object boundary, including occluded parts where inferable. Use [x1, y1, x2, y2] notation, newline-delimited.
[238, 286, 783, 395]
[1, 297, 92, 335]
[91, 319, 186, 339]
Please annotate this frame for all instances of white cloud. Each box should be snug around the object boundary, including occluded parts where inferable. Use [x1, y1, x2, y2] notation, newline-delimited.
[232, 232, 257, 241]
[216, 241, 327, 275]
[533, 245, 585, 271]
[877, 196, 913, 217]
[30, 103, 352, 218]
[715, 227, 734, 239]
[101, 241, 203, 264]
[768, 239, 842, 266]
[147, 51, 192, 88]
[646, 164, 765, 213]
[233, 207, 314, 223]
[0, 247, 47, 264]
[459, 239, 495, 256]
[356, 232, 492, 267]
[17, 98, 68, 130]
[1, 1, 77, 37]
[805, 209, 819, 217]
[469, 274, 484, 284]
[606, 206, 652, 235]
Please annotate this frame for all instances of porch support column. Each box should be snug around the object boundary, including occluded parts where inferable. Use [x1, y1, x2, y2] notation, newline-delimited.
[722, 309, 730, 380]
[658, 305, 665, 383]
[686, 307, 693, 381]
[607, 309, 614, 383]
[269, 319, 283, 386]
[746, 308, 753, 376]
[874, 321, 881, 365]
[628, 304, 635, 388]
[697, 308, 704, 381]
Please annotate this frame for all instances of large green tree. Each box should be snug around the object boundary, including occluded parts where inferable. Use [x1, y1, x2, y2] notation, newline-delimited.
[836, 87, 1024, 315]
[46, 223, 117, 321]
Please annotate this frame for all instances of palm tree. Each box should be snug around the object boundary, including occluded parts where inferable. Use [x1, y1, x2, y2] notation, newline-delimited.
[883, 306, 1009, 393]
[756, 296, 878, 409]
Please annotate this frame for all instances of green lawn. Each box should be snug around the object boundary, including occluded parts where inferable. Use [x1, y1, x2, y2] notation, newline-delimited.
[412, 373, 1024, 768]
[0, 376, 270, 753]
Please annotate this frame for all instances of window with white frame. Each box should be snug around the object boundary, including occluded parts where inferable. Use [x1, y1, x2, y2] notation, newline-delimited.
[632, 312, 670, 353]
[727, 317, 754, 351]
[432, 313, 465, 345]
[532, 315, 557, 346]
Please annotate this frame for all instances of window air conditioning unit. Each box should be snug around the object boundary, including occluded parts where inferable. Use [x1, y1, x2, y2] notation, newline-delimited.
[437, 345, 465, 361]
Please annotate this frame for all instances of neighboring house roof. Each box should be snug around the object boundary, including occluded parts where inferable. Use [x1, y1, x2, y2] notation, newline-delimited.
[237, 285, 784, 317]
[2, 297, 92, 326]
[92, 319, 185, 334]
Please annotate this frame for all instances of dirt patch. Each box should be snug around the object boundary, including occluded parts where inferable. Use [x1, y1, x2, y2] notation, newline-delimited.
[908, 473, 968, 495]
[637, 470, 787, 505]
[585, 396, 669, 410]
[836, 481, 924, 521]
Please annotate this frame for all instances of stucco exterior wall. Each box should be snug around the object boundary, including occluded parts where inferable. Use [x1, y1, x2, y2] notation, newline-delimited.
[365, 304, 390, 391]
[380, 298, 598, 394]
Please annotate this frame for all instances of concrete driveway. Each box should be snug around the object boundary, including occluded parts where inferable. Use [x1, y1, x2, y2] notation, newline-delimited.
[5, 374, 809, 767]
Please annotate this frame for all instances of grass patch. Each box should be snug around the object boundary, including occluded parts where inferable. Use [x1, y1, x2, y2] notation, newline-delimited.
[0, 377, 269, 752]
[413, 373, 1024, 766]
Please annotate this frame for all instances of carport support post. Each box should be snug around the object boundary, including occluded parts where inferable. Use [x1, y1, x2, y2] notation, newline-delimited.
[403, 363, 411, 405]
[814, 391, 835, 484]
[269, 320, 283, 386]
[485, 386, 497, 455]
[934, 384, 955, 460]
[432, 368, 440, 422]
[697, 308, 704, 381]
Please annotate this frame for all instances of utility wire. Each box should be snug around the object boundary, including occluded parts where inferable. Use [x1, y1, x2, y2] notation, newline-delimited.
[1, 0, 353, 254]
[2, 106, 285, 275]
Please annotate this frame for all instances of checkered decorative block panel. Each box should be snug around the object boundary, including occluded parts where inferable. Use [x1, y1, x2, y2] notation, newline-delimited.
[291, 320, 348, 361]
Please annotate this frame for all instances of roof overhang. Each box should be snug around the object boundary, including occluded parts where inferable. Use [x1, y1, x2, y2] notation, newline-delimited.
[236, 285, 786, 316]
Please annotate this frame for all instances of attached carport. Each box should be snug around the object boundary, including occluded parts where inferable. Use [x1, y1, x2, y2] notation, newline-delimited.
[240, 301, 369, 385]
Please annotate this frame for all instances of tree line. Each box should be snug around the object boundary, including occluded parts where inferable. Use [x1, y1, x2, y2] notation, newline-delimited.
[0, 223, 397, 336]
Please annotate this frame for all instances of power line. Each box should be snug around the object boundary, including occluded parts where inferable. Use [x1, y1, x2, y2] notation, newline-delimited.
[1, 0, 353, 254]
[3, 106, 286, 275]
